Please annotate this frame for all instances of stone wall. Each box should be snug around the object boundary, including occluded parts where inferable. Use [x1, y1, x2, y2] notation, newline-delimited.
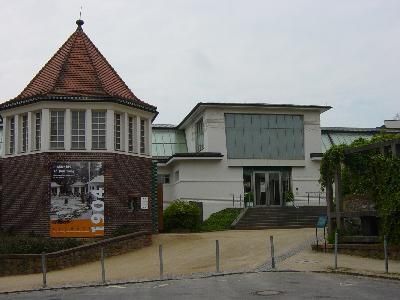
[0, 231, 152, 276]
[312, 243, 400, 260]
[0, 152, 153, 236]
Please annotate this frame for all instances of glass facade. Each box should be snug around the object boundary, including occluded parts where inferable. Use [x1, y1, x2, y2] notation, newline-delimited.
[4, 109, 151, 156]
[243, 167, 291, 206]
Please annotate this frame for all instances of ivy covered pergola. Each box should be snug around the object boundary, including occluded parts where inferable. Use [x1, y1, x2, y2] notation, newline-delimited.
[322, 135, 400, 243]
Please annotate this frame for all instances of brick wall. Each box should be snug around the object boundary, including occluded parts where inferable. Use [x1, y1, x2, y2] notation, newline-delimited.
[0, 231, 152, 276]
[0, 152, 153, 237]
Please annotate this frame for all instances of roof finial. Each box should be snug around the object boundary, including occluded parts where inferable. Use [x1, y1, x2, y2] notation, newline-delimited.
[76, 6, 84, 29]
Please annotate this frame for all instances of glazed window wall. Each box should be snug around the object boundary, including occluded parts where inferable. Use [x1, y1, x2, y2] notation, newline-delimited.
[4, 109, 151, 156]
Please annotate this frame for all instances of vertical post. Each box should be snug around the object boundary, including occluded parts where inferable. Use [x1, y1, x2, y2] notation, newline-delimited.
[124, 112, 129, 152]
[232, 194, 234, 208]
[159, 244, 164, 279]
[316, 227, 319, 249]
[319, 193, 321, 205]
[326, 180, 334, 236]
[270, 236, 275, 269]
[101, 247, 106, 284]
[240, 194, 242, 208]
[41, 108, 50, 151]
[106, 109, 115, 151]
[384, 236, 388, 274]
[391, 143, 397, 158]
[334, 231, 338, 270]
[307, 193, 310, 205]
[216, 240, 220, 273]
[41, 252, 47, 288]
[335, 167, 343, 230]
[1, 116, 7, 156]
[324, 227, 327, 253]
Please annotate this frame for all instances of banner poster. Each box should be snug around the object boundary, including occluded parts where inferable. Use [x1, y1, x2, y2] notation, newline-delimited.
[50, 161, 105, 238]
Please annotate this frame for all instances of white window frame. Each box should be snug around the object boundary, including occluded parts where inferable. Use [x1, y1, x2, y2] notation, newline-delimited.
[9, 116, 15, 154]
[114, 113, 121, 150]
[50, 110, 65, 150]
[21, 114, 28, 153]
[195, 118, 204, 152]
[71, 110, 86, 150]
[92, 111, 106, 150]
[140, 118, 146, 154]
[128, 116, 134, 153]
[35, 112, 41, 151]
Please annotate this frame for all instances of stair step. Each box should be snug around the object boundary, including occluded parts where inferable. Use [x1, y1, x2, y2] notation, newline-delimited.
[233, 206, 326, 230]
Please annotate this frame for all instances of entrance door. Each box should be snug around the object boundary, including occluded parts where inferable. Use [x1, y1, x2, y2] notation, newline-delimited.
[253, 172, 282, 206]
[268, 172, 281, 206]
[254, 173, 267, 205]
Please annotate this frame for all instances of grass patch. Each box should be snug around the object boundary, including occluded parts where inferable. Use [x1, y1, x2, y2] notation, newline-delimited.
[201, 208, 242, 232]
[0, 232, 83, 254]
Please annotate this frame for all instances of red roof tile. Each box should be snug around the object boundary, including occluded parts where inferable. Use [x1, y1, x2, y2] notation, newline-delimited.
[1, 21, 156, 112]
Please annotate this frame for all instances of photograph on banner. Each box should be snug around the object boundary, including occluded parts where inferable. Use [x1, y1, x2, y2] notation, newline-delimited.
[50, 161, 105, 237]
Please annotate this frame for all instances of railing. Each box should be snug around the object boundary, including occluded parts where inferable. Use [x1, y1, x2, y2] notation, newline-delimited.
[231, 192, 327, 208]
[1, 232, 394, 293]
[293, 192, 326, 207]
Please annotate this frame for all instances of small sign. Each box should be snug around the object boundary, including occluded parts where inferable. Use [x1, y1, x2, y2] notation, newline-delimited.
[141, 197, 149, 210]
[316, 215, 328, 228]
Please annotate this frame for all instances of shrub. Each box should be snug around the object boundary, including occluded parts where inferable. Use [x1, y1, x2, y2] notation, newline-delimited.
[163, 200, 201, 232]
[244, 192, 254, 207]
[284, 191, 294, 203]
[201, 208, 241, 232]
[0, 232, 83, 254]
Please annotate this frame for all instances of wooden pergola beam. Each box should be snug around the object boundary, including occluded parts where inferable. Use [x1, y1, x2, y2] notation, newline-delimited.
[344, 138, 400, 155]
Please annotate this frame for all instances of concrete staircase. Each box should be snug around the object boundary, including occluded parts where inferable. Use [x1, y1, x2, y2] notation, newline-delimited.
[232, 206, 326, 230]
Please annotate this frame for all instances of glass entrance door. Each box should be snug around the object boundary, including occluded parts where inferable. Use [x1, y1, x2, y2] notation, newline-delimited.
[253, 172, 283, 206]
[268, 172, 281, 205]
[254, 173, 267, 205]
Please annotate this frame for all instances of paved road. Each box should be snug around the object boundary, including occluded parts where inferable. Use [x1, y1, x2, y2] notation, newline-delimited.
[1, 272, 399, 300]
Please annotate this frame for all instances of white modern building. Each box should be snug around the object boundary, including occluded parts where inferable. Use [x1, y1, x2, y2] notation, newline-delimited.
[153, 102, 332, 219]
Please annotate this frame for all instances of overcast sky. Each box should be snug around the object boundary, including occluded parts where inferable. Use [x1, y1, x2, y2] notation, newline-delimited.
[1, 0, 399, 127]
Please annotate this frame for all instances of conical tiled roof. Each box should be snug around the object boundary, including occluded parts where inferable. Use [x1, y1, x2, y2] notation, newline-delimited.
[0, 20, 157, 113]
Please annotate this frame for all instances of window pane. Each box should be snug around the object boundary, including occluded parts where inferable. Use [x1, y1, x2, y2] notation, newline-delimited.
[140, 119, 146, 154]
[92, 111, 106, 149]
[50, 111, 65, 149]
[71, 111, 85, 149]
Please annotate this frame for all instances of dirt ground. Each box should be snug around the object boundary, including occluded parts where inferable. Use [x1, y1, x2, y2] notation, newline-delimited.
[0, 229, 313, 292]
[1, 228, 399, 293]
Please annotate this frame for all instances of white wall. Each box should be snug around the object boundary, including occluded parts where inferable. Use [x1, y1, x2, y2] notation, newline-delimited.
[162, 159, 243, 220]
[161, 105, 326, 219]
[292, 110, 323, 196]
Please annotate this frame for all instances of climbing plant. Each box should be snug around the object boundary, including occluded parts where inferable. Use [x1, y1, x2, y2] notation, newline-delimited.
[320, 132, 400, 244]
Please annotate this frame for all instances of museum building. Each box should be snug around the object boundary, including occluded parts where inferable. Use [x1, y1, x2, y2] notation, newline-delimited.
[0, 20, 157, 237]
